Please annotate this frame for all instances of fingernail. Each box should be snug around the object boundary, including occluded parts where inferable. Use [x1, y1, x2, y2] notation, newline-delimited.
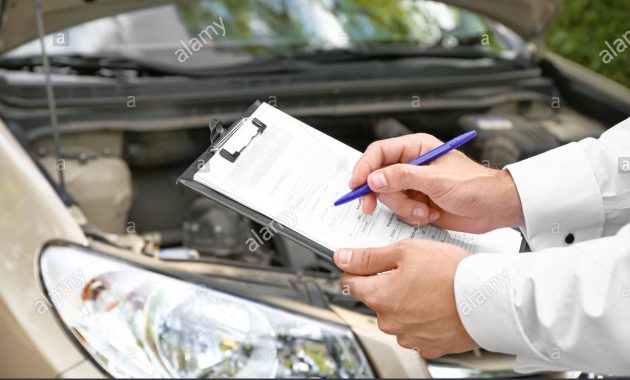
[412, 207, 427, 218]
[370, 172, 387, 189]
[430, 211, 440, 222]
[337, 249, 352, 265]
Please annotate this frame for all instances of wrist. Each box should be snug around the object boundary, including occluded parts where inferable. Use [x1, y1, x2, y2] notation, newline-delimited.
[489, 169, 525, 230]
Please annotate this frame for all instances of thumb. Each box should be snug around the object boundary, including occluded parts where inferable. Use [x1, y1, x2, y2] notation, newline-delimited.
[334, 246, 399, 275]
[367, 164, 440, 194]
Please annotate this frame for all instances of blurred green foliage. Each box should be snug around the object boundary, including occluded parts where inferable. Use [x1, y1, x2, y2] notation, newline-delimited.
[175, 0, 506, 55]
[546, 0, 630, 88]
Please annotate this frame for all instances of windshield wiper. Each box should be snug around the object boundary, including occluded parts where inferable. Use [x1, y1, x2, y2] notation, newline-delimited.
[0, 53, 320, 78]
[279, 44, 530, 68]
[0, 53, 180, 76]
[0, 43, 527, 78]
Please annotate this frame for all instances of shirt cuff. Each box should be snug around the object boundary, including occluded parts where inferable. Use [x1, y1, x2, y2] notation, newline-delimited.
[454, 253, 547, 361]
[505, 142, 605, 251]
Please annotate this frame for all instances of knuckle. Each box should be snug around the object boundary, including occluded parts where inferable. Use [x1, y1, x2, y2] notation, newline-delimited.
[419, 349, 441, 360]
[415, 133, 438, 147]
[376, 317, 398, 335]
[418, 132, 441, 144]
[393, 165, 411, 185]
[393, 239, 412, 255]
[396, 336, 416, 349]
[362, 292, 380, 309]
[366, 141, 381, 151]
[389, 241, 403, 253]
[352, 160, 370, 178]
[398, 238, 414, 248]
[365, 141, 386, 159]
[363, 288, 387, 311]
[359, 248, 372, 271]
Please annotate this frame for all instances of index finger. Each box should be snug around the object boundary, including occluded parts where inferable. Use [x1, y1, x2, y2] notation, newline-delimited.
[349, 134, 442, 189]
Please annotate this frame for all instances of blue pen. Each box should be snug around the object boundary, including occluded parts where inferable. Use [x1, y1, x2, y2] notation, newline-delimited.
[333, 130, 477, 207]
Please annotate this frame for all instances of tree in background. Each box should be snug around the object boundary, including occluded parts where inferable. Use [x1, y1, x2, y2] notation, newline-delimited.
[546, 0, 630, 88]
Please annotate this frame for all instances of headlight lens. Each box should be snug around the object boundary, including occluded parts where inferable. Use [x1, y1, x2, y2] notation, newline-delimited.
[40, 245, 373, 378]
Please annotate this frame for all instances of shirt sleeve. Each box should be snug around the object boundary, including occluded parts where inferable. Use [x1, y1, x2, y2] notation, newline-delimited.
[504, 117, 630, 251]
[455, 224, 630, 375]
[454, 117, 630, 375]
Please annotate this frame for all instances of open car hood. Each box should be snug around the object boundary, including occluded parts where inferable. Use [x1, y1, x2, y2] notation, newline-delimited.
[0, 0, 168, 54]
[439, 0, 564, 40]
[0, 0, 563, 55]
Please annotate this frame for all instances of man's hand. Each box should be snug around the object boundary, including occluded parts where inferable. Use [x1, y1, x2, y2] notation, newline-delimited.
[335, 239, 477, 359]
[351, 133, 524, 233]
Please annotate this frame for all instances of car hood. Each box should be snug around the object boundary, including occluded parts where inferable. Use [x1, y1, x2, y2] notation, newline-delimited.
[439, 0, 564, 40]
[0, 0, 169, 54]
[0, 0, 563, 55]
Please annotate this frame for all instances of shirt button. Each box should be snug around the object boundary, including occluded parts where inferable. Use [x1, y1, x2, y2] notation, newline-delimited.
[565, 233, 575, 244]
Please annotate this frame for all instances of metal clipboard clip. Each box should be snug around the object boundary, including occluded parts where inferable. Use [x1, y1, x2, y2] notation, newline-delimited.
[208, 117, 267, 163]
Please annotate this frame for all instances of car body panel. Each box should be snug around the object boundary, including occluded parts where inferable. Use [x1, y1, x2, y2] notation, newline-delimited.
[58, 359, 104, 378]
[439, 0, 564, 40]
[0, 0, 169, 54]
[0, 119, 87, 376]
[542, 51, 630, 124]
[331, 305, 431, 378]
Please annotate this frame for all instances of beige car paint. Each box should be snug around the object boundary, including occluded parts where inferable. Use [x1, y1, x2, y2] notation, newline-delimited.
[544, 52, 630, 108]
[332, 305, 432, 378]
[0, 120, 88, 376]
[439, 0, 564, 40]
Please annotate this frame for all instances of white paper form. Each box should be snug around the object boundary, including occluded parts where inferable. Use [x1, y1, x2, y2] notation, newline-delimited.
[194, 103, 522, 254]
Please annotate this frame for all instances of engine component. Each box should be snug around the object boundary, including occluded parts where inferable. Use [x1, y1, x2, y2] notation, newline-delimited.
[183, 198, 266, 262]
[458, 114, 561, 168]
[538, 109, 606, 143]
[40, 155, 132, 233]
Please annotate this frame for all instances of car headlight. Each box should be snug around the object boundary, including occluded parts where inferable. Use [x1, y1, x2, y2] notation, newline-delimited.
[39, 244, 373, 378]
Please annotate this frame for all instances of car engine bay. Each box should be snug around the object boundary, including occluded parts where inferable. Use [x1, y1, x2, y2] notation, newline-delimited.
[0, 56, 610, 315]
[28, 102, 605, 270]
[1, 35, 626, 377]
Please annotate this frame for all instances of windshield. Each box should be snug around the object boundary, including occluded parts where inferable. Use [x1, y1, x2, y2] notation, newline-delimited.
[4, 0, 520, 69]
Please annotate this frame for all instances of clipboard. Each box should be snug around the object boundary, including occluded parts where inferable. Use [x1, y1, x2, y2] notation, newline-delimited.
[177, 100, 334, 261]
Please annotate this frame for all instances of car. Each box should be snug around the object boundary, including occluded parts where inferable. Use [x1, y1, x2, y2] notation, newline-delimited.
[0, 0, 628, 378]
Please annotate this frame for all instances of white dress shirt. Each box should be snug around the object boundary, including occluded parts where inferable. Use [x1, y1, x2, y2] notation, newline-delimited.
[454, 117, 630, 375]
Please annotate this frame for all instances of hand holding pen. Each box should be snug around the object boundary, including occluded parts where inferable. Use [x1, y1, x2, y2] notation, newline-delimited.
[336, 132, 525, 233]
